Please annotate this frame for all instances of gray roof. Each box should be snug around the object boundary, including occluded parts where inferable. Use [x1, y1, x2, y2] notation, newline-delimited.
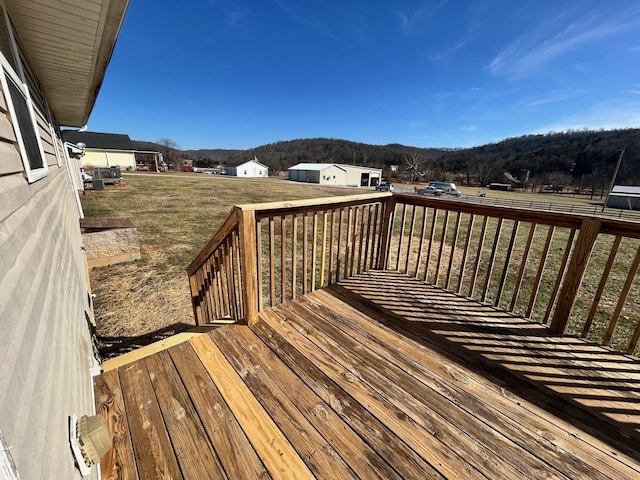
[226, 157, 268, 168]
[288, 163, 346, 171]
[62, 131, 135, 151]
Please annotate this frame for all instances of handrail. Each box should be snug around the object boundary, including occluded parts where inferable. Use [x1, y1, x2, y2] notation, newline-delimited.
[385, 194, 640, 355]
[188, 193, 392, 326]
[188, 192, 640, 355]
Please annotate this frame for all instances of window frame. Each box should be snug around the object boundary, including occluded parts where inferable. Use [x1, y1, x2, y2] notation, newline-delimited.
[0, 8, 48, 183]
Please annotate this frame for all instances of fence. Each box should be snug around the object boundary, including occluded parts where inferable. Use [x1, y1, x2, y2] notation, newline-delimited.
[188, 192, 640, 355]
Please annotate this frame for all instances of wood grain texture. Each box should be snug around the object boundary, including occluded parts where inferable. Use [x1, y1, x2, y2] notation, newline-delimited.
[93, 270, 640, 480]
[94, 370, 139, 480]
[210, 326, 357, 479]
[118, 360, 181, 480]
[190, 334, 313, 479]
[144, 351, 226, 479]
[168, 342, 270, 479]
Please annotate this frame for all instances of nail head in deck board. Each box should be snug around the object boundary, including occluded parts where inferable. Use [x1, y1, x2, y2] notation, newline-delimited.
[168, 342, 270, 479]
[189, 334, 314, 479]
[118, 360, 182, 480]
[215, 325, 403, 480]
[252, 314, 446, 479]
[144, 351, 227, 479]
[259, 307, 485, 480]
[94, 370, 139, 480]
[209, 326, 359, 479]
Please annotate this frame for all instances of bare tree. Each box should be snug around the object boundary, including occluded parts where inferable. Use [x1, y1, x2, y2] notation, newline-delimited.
[157, 138, 181, 171]
[404, 155, 429, 182]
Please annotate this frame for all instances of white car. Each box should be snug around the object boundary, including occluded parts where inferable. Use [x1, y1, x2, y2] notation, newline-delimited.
[419, 186, 441, 196]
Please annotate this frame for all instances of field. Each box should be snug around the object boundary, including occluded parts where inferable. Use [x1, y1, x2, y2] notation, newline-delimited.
[82, 174, 639, 357]
[81, 173, 361, 357]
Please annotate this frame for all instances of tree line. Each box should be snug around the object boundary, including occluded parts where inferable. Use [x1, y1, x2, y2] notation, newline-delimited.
[136, 128, 639, 192]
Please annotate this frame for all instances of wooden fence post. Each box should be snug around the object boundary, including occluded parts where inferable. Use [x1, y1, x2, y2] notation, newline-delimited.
[549, 218, 601, 336]
[237, 207, 259, 325]
[377, 195, 397, 270]
[189, 273, 203, 326]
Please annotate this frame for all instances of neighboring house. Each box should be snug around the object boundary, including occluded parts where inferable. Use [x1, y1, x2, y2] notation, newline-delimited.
[226, 156, 269, 177]
[606, 185, 640, 210]
[63, 131, 137, 170]
[0, 1, 128, 479]
[288, 163, 383, 187]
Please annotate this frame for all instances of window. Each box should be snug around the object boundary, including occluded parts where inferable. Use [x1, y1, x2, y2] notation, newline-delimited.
[0, 9, 48, 183]
[1, 58, 47, 182]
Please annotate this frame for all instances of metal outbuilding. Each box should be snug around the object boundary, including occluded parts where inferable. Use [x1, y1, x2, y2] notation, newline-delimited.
[606, 185, 640, 210]
[288, 163, 382, 187]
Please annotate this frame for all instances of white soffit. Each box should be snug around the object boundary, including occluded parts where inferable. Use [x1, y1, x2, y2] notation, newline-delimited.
[4, 0, 129, 126]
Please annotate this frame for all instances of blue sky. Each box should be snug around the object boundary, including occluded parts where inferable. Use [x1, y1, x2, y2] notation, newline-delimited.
[89, 0, 640, 150]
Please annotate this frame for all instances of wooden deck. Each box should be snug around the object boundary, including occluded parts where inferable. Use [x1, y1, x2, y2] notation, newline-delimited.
[95, 271, 640, 479]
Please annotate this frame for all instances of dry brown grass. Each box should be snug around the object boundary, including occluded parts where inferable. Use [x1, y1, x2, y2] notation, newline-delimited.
[81, 173, 361, 357]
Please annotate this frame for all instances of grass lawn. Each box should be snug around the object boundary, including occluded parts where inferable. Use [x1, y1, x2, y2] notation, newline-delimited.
[81, 173, 362, 356]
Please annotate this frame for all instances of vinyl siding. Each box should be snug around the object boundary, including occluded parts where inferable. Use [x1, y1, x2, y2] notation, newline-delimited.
[0, 85, 22, 176]
[81, 149, 136, 169]
[0, 105, 96, 479]
[34, 106, 58, 166]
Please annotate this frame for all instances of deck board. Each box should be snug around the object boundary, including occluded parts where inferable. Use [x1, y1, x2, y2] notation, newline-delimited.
[94, 370, 138, 480]
[144, 351, 226, 479]
[96, 271, 640, 479]
[118, 360, 181, 480]
[167, 342, 271, 479]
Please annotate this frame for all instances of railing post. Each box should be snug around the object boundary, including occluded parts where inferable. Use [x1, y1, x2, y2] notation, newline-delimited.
[377, 195, 397, 270]
[549, 218, 601, 336]
[189, 273, 204, 326]
[237, 207, 259, 325]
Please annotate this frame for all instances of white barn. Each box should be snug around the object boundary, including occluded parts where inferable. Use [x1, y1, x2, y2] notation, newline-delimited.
[288, 163, 382, 187]
[226, 156, 269, 177]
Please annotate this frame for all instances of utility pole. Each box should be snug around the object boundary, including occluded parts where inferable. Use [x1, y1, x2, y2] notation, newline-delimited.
[603, 147, 625, 211]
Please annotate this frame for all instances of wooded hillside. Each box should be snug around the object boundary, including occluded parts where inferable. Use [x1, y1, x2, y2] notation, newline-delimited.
[136, 128, 639, 190]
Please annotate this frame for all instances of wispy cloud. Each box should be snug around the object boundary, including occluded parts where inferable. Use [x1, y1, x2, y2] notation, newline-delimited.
[430, 40, 468, 62]
[488, 7, 640, 78]
[525, 89, 588, 107]
[536, 97, 640, 133]
[395, 0, 449, 31]
[276, 1, 327, 31]
[460, 124, 477, 132]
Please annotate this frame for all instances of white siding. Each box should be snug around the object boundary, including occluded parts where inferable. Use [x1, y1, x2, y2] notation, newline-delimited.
[0, 100, 96, 479]
[228, 160, 268, 177]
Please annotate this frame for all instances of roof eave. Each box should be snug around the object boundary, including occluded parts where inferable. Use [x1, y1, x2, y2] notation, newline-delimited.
[5, 0, 130, 126]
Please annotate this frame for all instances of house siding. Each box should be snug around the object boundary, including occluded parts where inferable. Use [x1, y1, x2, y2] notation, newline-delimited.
[318, 166, 345, 185]
[82, 149, 136, 170]
[0, 89, 96, 480]
[227, 160, 269, 177]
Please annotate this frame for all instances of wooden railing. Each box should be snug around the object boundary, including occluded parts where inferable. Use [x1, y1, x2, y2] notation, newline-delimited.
[187, 193, 391, 325]
[188, 192, 640, 355]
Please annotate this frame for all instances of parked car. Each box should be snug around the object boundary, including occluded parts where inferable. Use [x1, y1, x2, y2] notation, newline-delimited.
[375, 182, 394, 192]
[418, 186, 442, 196]
[428, 181, 461, 197]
